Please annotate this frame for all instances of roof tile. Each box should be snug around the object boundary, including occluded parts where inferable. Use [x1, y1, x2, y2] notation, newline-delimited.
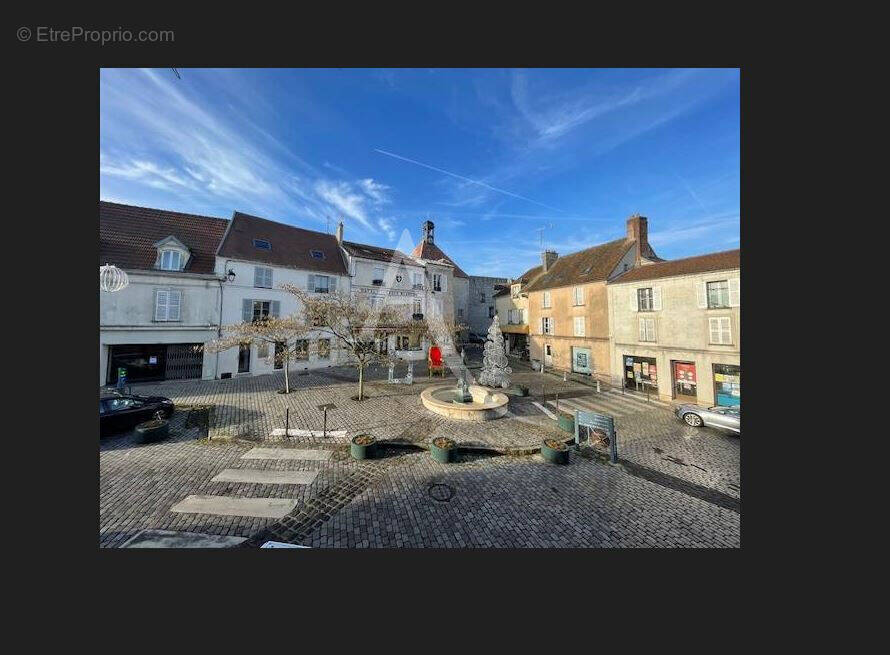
[610, 249, 740, 284]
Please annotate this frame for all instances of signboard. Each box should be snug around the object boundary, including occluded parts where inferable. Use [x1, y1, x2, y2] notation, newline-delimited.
[571, 346, 591, 374]
[574, 409, 618, 463]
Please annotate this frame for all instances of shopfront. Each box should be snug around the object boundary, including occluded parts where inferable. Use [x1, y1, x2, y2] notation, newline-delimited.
[713, 363, 741, 407]
[107, 343, 204, 385]
[671, 360, 698, 403]
[624, 355, 657, 392]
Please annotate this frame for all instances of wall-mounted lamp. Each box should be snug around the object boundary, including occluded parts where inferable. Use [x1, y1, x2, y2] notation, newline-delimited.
[226, 269, 236, 283]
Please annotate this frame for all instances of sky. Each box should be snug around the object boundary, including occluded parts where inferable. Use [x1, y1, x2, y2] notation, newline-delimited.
[100, 68, 740, 278]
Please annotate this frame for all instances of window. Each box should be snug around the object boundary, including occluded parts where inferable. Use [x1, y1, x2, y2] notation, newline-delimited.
[238, 343, 251, 373]
[154, 289, 182, 321]
[412, 272, 423, 289]
[572, 287, 584, 306]
[253, 301, 271, 322]
[433, 273, 443, 292]
[542, 291, 551, 308]
[511, 284, 521, 299]
[573, 316, 585, 337]
[521, 308, 527, 324]
[309, 249, 325, 259]
[257, 342, 269, 359]
[709, 317, 732, 344]
[396, 333, 421, 351]
[457, 308, 463, 317]
[242, 299, 280, 323]
[372, 266, 384, 285]
[294, 339, 309, 360]
[508, 309, 519, 324]
[413, 299, 422, 315]
[253, 239, 271, 250]
[317, 338, 330, 360]
[274, 341, 286, 369]
[254, 266, 273, 289]
[707, 280, 730, 308]
[638, 287, 654, 311]
[159, 250, 183, 271]
[488, 306, 494, 318]
[314, 275, 330, 293]
[542, 317, 553, 335]
[639, 317, 656, 342]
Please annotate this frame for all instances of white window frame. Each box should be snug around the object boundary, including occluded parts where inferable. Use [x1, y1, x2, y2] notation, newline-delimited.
[573, 315, 585, 337]
[639, 317, 656, 342]
[314, 275, 330, 293]
[373, 266, 385, 284]
[542, 291, 551, 308]
[638, 287, 654, 311]
[706, 280, 731, 309]
[254, 266, 273, 289]
[572, 286, 584, 306]
[542, 316, 553, 335]
[709, 317, 732, 345]
[432, 273, 444, 292]
[154, 288, 182, 321]
[159, 249, 183, 271]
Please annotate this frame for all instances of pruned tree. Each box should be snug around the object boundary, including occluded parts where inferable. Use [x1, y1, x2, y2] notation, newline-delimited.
[202, 315, 309, 394]
[280, 286, 463, 401]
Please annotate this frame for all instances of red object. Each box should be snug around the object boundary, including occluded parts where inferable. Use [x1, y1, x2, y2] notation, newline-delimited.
[429, 346, 442, 366]
[673, 362, 696, 382]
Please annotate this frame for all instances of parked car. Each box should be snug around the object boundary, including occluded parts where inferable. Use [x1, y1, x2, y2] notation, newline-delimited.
[100, 393, 174, 436]
[675, 404, 740, 433]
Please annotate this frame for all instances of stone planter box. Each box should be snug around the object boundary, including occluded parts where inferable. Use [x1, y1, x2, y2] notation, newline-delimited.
[541, 438, 569, 464]
[350, 434, 377, 460]
[557, 414, 575, 433]
[430, 437, 456, 463]
[136, 419, 169, 443]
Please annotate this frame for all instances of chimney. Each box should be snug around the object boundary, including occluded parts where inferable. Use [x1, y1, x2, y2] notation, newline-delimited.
[336, 220, 344, 244]
[422, 220, 435, 244]
[626, 214, 649, 265]
[541, 249, 558, 273]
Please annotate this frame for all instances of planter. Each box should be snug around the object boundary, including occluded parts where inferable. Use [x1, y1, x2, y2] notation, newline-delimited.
[136, 419, 169, 443]
[350, 434, 377, 460]
[430, 437, 456, 463]
[541, 438, 569, 464]
[557, 413, 575, 434]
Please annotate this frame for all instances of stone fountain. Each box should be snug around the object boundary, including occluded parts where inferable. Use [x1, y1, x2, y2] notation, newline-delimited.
[420, 349, 509, 421]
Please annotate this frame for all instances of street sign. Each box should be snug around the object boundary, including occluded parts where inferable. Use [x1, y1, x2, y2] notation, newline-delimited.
[574, 409, 618, 463]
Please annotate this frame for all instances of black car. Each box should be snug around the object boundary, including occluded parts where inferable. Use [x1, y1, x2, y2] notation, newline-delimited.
[100, 393, 174, 436]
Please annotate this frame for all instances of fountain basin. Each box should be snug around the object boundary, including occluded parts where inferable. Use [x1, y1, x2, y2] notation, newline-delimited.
[420, 384, 509, 421]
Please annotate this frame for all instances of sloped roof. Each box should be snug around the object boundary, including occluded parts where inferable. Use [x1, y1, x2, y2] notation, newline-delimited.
[342, 241, 421, 266]
[516, 263, 544, 285]
[611, 249, 740, 284]
[410, 240, 469, 278]
[493, 283, 511, 298]
[217, 211, 348, 275]
[99, 201, 229, 274]
[524, 238, 636, 292]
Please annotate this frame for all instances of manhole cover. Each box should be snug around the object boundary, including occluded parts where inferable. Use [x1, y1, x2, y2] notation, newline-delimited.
[428, 483, 455, 502]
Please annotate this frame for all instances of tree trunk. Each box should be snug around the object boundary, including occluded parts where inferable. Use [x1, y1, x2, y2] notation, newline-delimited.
[284, 352, 290, 394]
[358, 363, 364, 401]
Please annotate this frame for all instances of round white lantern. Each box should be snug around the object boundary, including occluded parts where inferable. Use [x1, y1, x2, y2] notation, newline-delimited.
[99, 263, 129, 293]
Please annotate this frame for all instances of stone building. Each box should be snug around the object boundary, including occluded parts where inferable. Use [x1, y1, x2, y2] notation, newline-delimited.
[468, 275, 510, 338]
[525, 215, 661, 380]
[607, 249, 740, 406]
[410, 220, 469, 337]
[494, 263, 544, 359]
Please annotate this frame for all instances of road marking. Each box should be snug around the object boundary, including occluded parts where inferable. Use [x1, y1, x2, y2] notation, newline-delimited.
[531, 401, 557, 419]
[606, 390, 670, 408]
[564, 395, 633, 416]
[171, 495, 298, 519]
[241, 447, 333, 461]
[211, 469, 319, 485]
[270, 428, 347, 438]
[121, 529, 247, 548]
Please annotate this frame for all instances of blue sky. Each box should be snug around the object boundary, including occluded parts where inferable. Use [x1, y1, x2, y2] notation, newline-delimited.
[100, 68, 739, 278]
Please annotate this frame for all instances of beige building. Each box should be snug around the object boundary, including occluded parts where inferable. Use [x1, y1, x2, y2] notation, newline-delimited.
[526, 215, 661, 380]
[607, 250, 740, 407]
[494, 264, 544, 359]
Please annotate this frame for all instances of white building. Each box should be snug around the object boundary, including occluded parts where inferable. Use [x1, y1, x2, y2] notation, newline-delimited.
[99, 201, 229, 386]
[213, 211, 352, 377]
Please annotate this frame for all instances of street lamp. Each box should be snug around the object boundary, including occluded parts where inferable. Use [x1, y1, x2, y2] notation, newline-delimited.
[226, 269, 236, 283]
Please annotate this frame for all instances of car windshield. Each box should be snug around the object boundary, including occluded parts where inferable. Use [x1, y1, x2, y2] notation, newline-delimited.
[107, 398, 137, 411]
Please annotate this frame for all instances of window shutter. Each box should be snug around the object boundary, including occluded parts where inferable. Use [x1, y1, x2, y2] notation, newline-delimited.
[653, 287, 662, 311]
[168, 289, 181, 321]
[242, 299, 253, 323]
[729, 278, 740, 307]
[639, 318, 646, 341]
[697, 282, 707, 308]
[630, 288, 637, 312]
[722, 317, 732, 343]
[271, 301, 280, 317]
[307, 274, 315, 291]
[709, 318, 720, 343]
[154, 290, 167, 321]
[329, 276, 337, 292]
[254, 267, 262, 287]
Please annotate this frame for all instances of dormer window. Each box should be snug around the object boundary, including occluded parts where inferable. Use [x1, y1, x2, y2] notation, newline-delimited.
[153, 235, 190, 272]
[310, 249, 325, 259]
[253, 239, 271, 250]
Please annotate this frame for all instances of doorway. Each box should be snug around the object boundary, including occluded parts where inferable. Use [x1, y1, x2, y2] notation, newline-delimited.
[544, 343, 553, 367]
[671, 361, 698, 403]
[238, 343, 251, 373]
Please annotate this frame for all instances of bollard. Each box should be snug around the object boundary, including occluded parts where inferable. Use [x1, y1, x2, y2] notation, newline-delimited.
[285, 407, 289, 439]
[596, 379, 601, 393]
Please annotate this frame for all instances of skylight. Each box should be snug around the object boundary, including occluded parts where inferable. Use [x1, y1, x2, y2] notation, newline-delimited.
[253, 239, 271, 250]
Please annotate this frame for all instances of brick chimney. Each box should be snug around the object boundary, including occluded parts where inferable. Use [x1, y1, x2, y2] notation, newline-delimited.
[626, 214, 649, 265]
[541, 249, 558, 273]
[336, 220, 344, 244]
[422, 220, 435, 244]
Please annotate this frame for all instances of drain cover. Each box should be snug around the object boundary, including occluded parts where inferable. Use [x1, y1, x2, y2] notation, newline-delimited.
[428, 483, 455, 502]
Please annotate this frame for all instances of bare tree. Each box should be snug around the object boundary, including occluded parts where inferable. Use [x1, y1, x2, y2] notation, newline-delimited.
[202, 315, 309, 394]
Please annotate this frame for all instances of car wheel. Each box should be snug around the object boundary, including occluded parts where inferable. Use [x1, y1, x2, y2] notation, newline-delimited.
[683, 413, 703, 427]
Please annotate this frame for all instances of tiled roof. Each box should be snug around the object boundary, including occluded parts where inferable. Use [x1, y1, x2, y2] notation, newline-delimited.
[342, 241, 421, 266]
[99, 201, 229, 275]
[410, 240, 469, 278]
[611, 249, 740, 284]
[217, 211, 348, 275]
[516, 264, 543, 285]
[524, 238, 636, 292]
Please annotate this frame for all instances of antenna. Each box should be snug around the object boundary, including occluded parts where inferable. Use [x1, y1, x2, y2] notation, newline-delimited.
[535, 222, 554, 250]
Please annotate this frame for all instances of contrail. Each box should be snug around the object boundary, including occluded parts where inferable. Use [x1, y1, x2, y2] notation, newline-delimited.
[374, 148, 564, 213]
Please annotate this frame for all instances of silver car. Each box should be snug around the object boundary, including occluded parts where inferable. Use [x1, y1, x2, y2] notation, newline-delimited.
[675, 404, 740, 433]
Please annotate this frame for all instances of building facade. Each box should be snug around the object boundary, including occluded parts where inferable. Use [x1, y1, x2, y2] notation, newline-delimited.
[607, 250, 740, 407]
[214, 211, 352, 377]
[494, 263, 543, 359]
[468, 275, 510, 337]
[410, 220, 467, 344]
[99, 202, 229, 386]
[525, 215, 661, 381]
